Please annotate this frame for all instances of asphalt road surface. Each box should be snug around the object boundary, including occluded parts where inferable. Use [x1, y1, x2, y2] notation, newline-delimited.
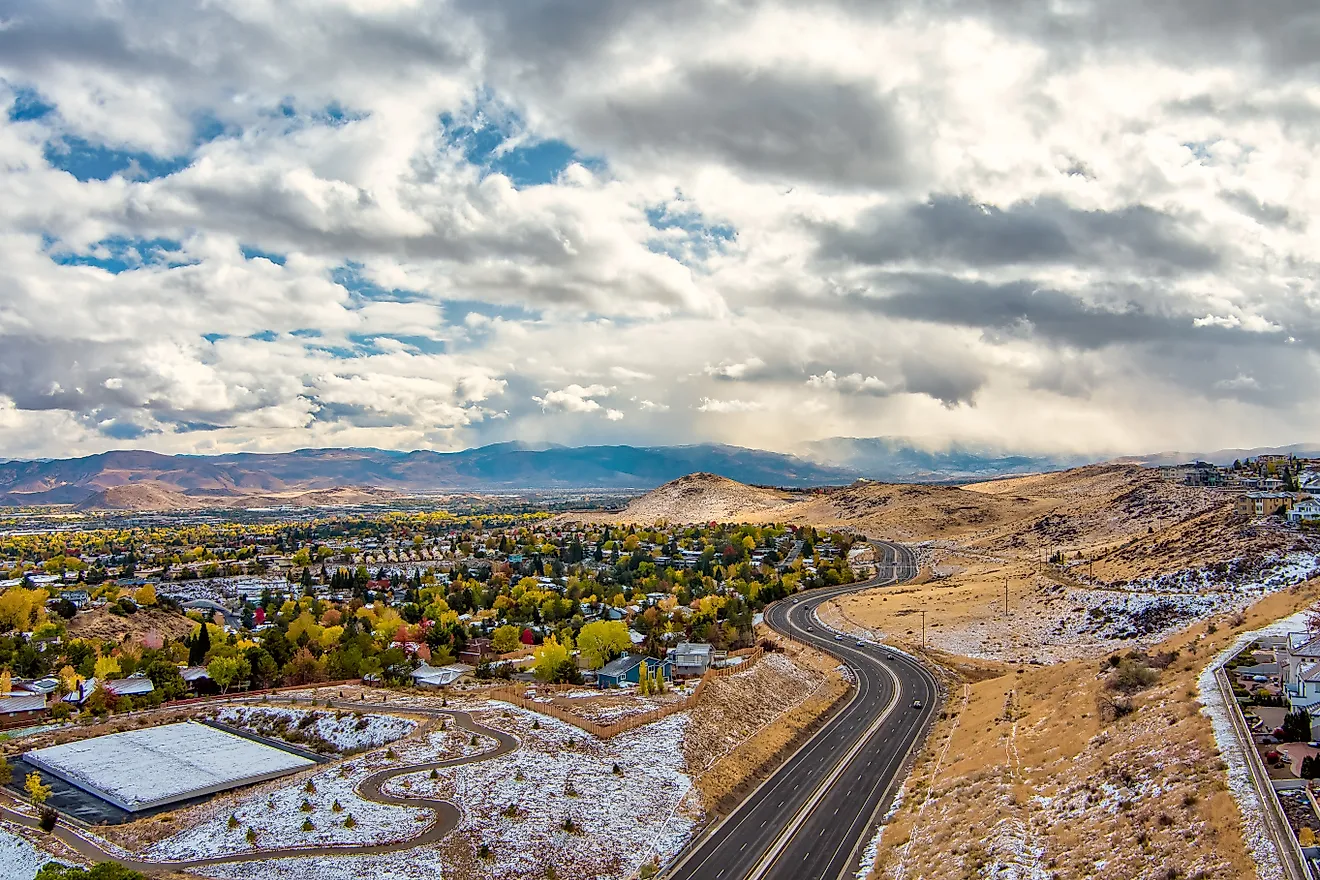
[666, 540, 939, 880]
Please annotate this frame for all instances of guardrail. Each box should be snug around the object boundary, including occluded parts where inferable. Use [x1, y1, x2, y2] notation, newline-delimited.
[1215, 664, 1312, 880]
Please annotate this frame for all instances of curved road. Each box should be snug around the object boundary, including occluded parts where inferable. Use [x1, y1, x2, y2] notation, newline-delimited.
[666, 540, 939, 880]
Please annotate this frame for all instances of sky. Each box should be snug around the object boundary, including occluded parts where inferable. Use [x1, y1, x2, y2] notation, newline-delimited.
[0, 0, 1317, 461]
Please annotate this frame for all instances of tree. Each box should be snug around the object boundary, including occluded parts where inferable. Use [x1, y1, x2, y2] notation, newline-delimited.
[133, 584, 157, 607]
[0, 667, 11, 696]
[491, 624, 522, 654]
[1283, 709, 1313, 742]
[25, 770, 51, 805]
[532, 635, 571, 682]
[207, 655, 250, 694]
[577, 621, 630, 671]
[93, 655, 121, 681]
[0, 754, 11, 785]
[143, 660, 188, 700]
[188, 621, 212, 666]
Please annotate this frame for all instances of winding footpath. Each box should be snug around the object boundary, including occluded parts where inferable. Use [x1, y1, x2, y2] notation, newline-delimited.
[0, 702, 518, 873]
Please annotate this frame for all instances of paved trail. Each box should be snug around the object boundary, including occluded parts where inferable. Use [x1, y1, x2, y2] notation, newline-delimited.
[0, 702, 517, 874]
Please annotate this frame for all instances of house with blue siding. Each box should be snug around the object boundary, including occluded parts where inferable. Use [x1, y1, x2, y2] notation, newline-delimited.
[596, 654, 673, 689]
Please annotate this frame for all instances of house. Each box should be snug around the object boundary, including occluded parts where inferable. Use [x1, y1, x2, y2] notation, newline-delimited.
[180, 666, 214, 694]
[1288, 499, 1320, 525]
[1287, 663, 1320, 711]
[105, 677, 155, 698]
[0, 694, 48, 730]
[410, 662, 475, 688]
[668, 642, 715, 677]
[1281, 632, 1320, 708]
[1236, 492, 1292, 518]
[59, 589, 91, 609]
[597, 654, 673, 689]
[458, 637, 495, 666]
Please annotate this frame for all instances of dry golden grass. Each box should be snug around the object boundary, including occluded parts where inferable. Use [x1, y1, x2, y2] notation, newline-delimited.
[872, 581, 1320, 880]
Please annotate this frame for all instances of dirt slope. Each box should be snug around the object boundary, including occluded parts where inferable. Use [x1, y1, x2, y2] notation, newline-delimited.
[586, 473, 798, 524]
[67, 605, 196, 643]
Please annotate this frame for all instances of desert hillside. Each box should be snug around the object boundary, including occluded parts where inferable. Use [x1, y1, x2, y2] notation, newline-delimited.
[561, 473, 796, 524]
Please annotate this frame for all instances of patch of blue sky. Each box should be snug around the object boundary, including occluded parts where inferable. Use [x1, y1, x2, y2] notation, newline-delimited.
[248, 330, 279, 342]
[6, 85, 55, 122]
[441, 106, 603, 189]
[202, 333, 228, 344]
[289, 328, 322, 338]
[331, 262, 429, 304]
[644, 203, 736, 264]
[43, 135, 191, 182]
[240, 245, 287, 266]
[441, 297, 537, 323]
[50, 237, 189, 274]
[346, 333, 447, 356]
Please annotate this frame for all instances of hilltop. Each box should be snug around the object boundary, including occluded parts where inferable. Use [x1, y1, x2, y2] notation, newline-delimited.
[593, 473, 799, 523]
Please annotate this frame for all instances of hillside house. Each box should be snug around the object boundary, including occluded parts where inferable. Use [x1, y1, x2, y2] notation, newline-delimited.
[1282, 632, 1320, 709]
[1236, 492, 1293, 518]
[1288, 499, 1320, 525]
[668, 642, 715, 677]
[597, 654, 673, 689]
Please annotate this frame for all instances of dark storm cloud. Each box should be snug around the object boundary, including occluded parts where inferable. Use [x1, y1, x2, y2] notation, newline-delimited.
[816, 196, 1219, 273]
[574, 64, 907, 188]
[1220, 189, 1297, 228]
[845, 275, 1279, 351]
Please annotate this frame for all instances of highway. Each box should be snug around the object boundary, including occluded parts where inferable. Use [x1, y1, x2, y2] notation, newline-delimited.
[666, 540, 939, 880]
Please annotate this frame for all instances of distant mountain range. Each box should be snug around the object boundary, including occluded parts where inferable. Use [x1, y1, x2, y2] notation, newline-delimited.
[4, 438, 1310, 510]
[1114, 444, 1320, 467]
[0, 443, 859, 508]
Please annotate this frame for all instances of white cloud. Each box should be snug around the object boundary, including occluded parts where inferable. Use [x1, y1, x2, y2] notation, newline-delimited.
[532, 384, 615, 415]
[696, 397, 764, 413]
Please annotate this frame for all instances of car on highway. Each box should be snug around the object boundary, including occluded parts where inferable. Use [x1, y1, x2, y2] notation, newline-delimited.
[912, 699, 922, 709]
[835, 634, 843, 640]
[856, 640, 865, 647]
[806, 626, 814, 632]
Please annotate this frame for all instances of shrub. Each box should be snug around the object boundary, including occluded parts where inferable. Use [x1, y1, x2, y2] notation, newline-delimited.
[38, 807, 57, 832]
[332, 800, 343, 813]
[1108, 659, 1160, 693]
[246, 827, 257, 844]
[478, 843, 492, 859]
[227, 814, 240, 830]
[300, 799, 313, 812]
[343, 814, 356, 829]
[304, 780, 317, 794]
[302, 819, 314, 832]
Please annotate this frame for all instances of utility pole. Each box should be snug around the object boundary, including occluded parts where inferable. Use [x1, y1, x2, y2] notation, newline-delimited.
[921, 609, 926, 650]
[1004, 576, 1009, 615]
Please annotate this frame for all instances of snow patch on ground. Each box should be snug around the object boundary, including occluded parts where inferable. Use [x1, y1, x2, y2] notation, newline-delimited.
[0, 825, 68, 880]
[383, 707, 701, 880]
[930, 552, 1320, 662]
[189, 848, 451, 880]
[212, 705, 417, 753]
[1196, 610, 1309, 880]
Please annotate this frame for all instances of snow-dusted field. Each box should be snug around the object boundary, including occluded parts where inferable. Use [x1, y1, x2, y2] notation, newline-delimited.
[193, 847, 453, 880]
[887, 552, 1320, 663]
[146, 713, 498, 862]
[383, 707, 701, 880]
[146, 751, 433, 861]
[0, 825, 67, 880]
[212, 706, 417, 753]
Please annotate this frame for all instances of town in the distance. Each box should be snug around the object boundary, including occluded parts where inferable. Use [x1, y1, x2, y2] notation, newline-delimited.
[0, 448, 1318, 879]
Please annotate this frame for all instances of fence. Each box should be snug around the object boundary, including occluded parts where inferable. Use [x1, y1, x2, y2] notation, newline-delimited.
[488, 646, 765, 739]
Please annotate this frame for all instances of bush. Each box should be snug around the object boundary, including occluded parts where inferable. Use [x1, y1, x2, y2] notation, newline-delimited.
[301, 818, 314, 832]
[246, 827, 257, 844]
[1108, 659, 1160, 693]
[38, 807, 58, 832]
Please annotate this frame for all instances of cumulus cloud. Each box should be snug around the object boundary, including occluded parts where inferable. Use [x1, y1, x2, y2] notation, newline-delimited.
[533, 384, 615, 415]
[0, 0, 1316, 458]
